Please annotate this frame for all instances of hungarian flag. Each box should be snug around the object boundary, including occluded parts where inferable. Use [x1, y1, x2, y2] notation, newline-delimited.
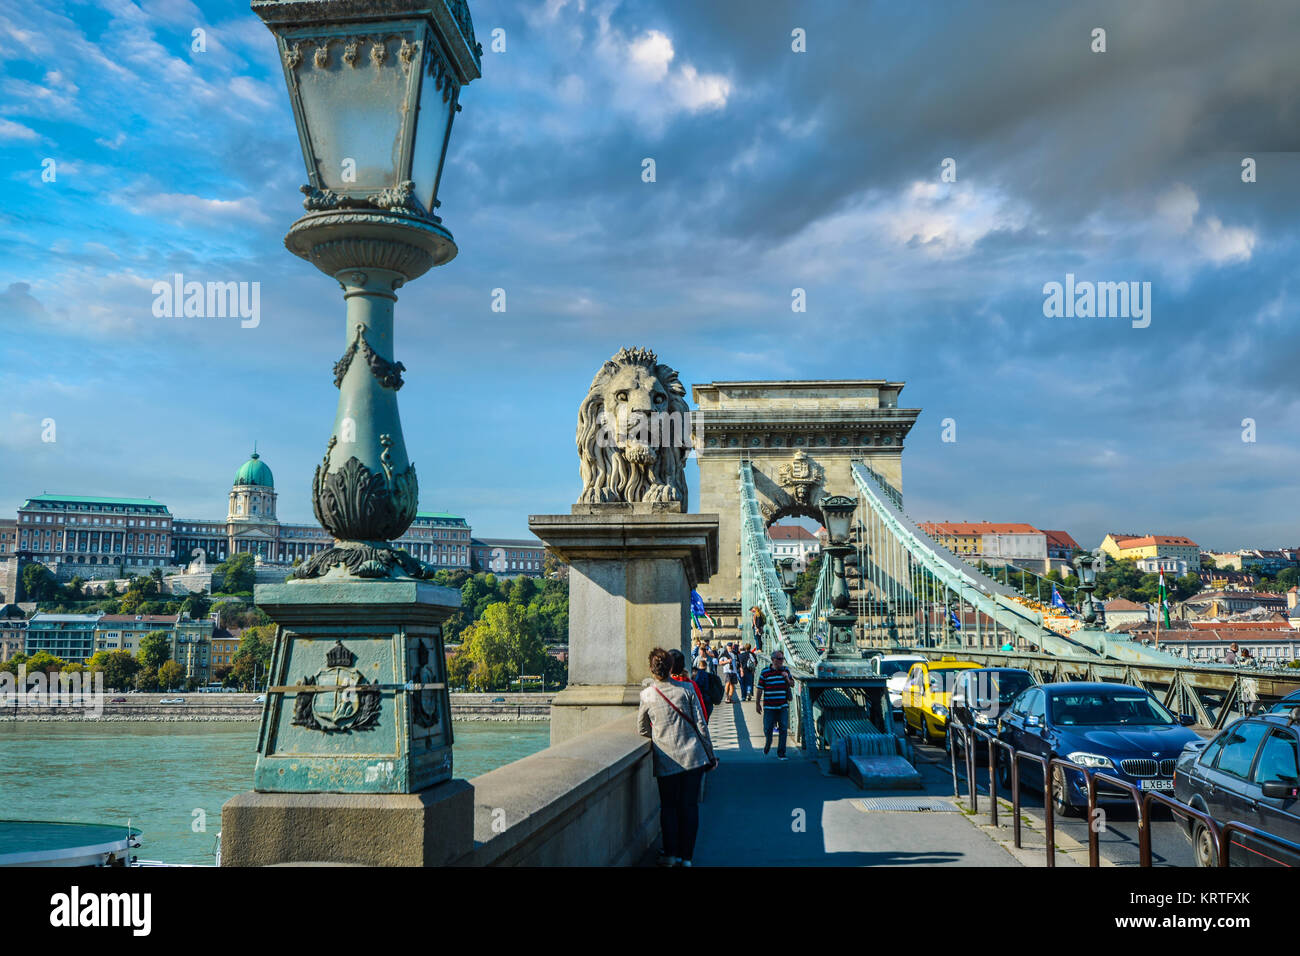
[1158, 571, 1171, 628]
[689, 590, 715, 631]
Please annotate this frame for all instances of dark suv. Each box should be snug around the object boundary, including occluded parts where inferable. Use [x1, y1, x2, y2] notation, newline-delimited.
[1174, 709, 1300, 867]
[947, 667, 1035, 755]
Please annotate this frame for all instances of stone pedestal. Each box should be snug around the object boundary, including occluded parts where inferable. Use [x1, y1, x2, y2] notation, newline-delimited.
[529, 503, 719, 745]
[220, 575, 465, 865]
[220, 779, 473, 867]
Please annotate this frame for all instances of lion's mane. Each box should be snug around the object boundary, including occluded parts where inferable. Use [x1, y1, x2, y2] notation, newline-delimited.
[577, 347, 690, 509]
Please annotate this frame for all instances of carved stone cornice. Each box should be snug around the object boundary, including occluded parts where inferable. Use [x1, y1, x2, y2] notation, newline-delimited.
[333, 323, 406, 390]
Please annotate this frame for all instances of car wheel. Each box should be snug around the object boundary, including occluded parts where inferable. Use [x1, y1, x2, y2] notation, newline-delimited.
[903, 712, 914, 738]
[918, 715, 931, 744]
[1051, 765, 1079, 818]
[1193, 821, 1218, 867]
[997, 752, 1012, 791]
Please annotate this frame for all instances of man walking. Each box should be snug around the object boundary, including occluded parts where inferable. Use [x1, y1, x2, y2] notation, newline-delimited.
[756, 650, 796, 760]
[738, 643, 756, 701]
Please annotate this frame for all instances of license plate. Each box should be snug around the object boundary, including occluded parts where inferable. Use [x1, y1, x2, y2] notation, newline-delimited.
[1139, 779, 1174, 791]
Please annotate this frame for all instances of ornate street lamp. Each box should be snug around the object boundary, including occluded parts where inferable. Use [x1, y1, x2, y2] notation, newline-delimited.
[1073, 552, 1099, 624]
[221, 1, 482, 866]
[252, 0, 481, 578]
[819, 495, 859, 658]
[777, 556, 798, 624]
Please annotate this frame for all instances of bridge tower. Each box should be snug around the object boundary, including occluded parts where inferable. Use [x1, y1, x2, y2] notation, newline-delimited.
[691, 380, 921, 622]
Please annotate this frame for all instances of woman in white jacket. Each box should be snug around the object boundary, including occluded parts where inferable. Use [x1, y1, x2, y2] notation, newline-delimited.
[638, 647, 716, 866]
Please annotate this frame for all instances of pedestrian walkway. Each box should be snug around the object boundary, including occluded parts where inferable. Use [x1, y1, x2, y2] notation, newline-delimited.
[690, 698, 1020, 866]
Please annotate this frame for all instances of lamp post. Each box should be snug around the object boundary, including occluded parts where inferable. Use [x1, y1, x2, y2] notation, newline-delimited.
[777, 556, 798, 624]
[1073, 552, 1100, 624]
[220, 0, 481, 867]
[820, 495, 859, 659]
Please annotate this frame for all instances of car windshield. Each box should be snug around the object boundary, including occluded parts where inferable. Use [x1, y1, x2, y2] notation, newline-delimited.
[927, 669, 964, 693]
[1049, 691, 1174, 726]
[880, 659, 923, 677]
[1268, 697, 1300, 715]
[991, 672, 1034, 704]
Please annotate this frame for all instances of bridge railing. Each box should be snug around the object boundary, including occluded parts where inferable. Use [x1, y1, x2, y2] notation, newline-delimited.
[947, 719, 1300, 868]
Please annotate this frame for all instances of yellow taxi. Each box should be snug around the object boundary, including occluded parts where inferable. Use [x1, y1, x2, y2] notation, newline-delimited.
[901, 657, 982, 743]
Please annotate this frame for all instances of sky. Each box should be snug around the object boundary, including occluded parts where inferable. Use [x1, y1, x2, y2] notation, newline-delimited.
[1, 0, 1298, 551]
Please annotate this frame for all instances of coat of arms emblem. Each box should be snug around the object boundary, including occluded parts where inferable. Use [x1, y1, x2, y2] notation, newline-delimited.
[410, 638, 441, 729]
[292, 640, 381, 733]
[777, 450, 823, 505]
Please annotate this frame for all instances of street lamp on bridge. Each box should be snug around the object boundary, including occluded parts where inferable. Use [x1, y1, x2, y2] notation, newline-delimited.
[819, 495, 859, 658]
[776, 556, 798, 624]
[221, 0, 483, 866]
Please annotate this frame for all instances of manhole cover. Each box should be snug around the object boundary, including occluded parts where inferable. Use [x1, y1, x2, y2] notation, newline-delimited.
[851, 797, 960, 813]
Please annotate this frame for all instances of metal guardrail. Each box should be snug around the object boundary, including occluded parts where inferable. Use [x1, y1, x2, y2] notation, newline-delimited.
[947, 719, 1300, 868]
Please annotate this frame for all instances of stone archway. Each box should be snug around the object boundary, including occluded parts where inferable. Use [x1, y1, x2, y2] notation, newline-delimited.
[691, 379, 921, 609]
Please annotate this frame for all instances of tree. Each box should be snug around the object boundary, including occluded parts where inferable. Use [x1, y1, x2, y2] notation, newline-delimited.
[87, 650, 140, 691]
[157, 660, 184, 690]
[134, 666, 159, 691]
[138, 630, 173, 671]
[508, 576, 537, 606]
[25, 651, 68, 675]
[0, 652, 28, 676]
[791, 554, 823, 610]
[20, 563, 60, 603]
[103, 579, 120, 598]
[453, 602, 546, 691]
[231, 624, 276, 690]
[66, 576, 85, 601]
[215, 553, 256, 594]
[180, 592, 210, 620]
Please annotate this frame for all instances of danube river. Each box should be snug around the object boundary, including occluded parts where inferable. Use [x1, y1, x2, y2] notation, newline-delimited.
[0, 720, 550, 864]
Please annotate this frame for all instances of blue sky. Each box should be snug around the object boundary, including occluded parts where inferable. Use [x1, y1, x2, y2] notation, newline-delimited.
[2, 0, 1298, 550]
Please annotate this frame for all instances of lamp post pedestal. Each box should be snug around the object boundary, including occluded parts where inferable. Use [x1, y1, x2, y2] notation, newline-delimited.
[529, 503, 719, 745]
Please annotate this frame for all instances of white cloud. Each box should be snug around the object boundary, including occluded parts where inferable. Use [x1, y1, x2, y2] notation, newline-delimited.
[1153, 183, 1256, 266]
[131, 192, 270, 225]
[0, 118, 40, 141]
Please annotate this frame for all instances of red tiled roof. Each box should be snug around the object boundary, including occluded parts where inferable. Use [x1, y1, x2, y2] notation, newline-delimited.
[1189, 621, 1291, 630]
[920, 522, 1041, 536]
[1115, 535, 1199, 549]
[1104, 599, 1147, 611]
[768, 526, 816, 541]
[1043, 530, 1080, 551]
[98, 614, 179, 624]
[1158, 628, 1299, 643]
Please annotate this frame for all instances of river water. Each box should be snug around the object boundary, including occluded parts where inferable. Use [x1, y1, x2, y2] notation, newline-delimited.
[0, 720, 550, 864]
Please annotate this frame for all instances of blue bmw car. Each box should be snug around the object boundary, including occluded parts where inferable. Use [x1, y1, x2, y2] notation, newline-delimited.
[997, 682, 1202, 815]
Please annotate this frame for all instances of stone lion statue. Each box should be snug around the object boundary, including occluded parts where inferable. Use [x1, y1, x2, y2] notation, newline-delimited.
[577, 347, 690, 508]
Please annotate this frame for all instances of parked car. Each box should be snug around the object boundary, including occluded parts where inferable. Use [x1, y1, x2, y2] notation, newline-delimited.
[868, 654, 927, 712]
[1266, 690, 1300, 715]
[901, 658, 981, 743]
[109, 697, 127, 704]
[253, 695, 266, 704]
[1174, 710, 1300, 866]
[159, 697, 186, 704]
[997, 682, 1200, 815]
[947, 667, 1036, 755]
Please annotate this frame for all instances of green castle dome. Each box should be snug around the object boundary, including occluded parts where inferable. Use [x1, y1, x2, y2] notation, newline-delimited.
[234, 451, 274, 488]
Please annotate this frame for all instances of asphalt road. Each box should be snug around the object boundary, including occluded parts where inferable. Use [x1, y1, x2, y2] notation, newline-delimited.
[933, 733, 1196, 867]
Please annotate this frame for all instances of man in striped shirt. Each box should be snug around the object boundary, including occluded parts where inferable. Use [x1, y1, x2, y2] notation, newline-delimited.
[755, 651, 795, 759]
